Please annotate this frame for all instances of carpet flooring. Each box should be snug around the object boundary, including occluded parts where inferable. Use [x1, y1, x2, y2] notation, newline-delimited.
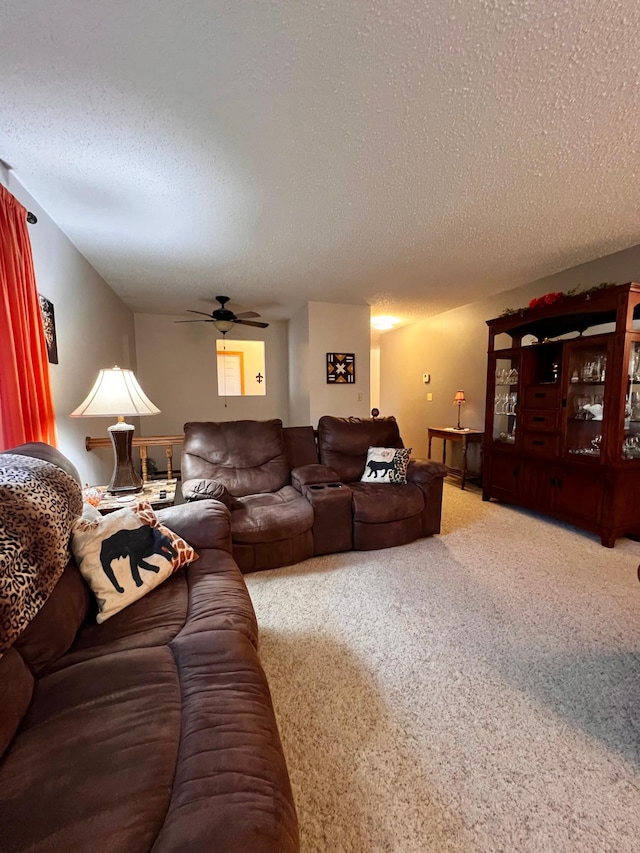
[244, 483, 640, 852]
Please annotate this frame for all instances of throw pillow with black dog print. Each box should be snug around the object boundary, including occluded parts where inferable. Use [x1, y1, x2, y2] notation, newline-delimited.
[71, 501, 197, 622]
[360, 447, 412, 484]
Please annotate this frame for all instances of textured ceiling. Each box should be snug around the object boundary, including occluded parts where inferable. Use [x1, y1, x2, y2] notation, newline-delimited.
[2, 1, 640, 325]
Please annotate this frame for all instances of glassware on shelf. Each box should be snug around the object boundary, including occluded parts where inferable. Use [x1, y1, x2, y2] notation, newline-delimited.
[572, 394, 604, 420]
[568, 436, 602, 456]
[578, 355, 606, 382]
[623, 435, 640, 458]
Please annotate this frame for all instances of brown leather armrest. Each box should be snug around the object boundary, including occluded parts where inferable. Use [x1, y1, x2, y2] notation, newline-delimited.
[291, 463, 340, 492]
[156, 500, 232, 552]
[406, 459, 448, 489]
[182, 478, 242, 509]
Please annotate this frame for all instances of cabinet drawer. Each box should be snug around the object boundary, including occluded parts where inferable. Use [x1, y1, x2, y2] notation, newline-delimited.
[522, 409, 558, 433]
[523, 432, 558, 458]
[523, 384, 561, 409]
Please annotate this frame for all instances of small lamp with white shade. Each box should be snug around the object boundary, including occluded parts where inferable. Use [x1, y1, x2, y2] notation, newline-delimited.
[71, 366, 160, 494]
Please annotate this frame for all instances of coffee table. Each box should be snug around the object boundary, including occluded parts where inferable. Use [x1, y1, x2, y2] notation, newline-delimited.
[91, 479, 177, 515]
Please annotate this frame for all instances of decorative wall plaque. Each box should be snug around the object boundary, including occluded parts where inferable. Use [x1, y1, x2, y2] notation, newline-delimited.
[326, 352, 355, 384]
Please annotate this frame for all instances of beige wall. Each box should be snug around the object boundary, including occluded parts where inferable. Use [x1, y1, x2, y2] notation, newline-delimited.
[288, 302, 371, 426]
[1, 167, 136, 485]
[307, 302, 371, 426]
[288, 304, 311, 425]
[380, 243, 640, 466]
[134, 313, 289, 469]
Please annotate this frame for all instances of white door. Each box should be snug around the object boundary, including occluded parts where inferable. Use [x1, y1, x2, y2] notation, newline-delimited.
[217, 353, 243, 396]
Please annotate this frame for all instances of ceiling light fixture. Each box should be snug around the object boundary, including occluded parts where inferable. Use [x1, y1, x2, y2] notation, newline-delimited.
[371, 316, 400, 331]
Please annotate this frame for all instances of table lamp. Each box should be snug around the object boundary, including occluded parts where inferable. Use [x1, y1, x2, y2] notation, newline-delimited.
[71, 366, 160, 494]
[453, 390, 466, 430]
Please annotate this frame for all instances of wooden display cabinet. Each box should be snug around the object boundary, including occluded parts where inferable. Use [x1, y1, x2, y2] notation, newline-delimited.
[482, 282, 640, 547]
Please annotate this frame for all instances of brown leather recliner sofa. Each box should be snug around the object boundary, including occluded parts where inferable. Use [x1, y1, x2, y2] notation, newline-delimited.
[0, 443, 299, 853]
[182, 419, 318, 573]
[182, 416, 447, 569]
[314, 415, 447, 550]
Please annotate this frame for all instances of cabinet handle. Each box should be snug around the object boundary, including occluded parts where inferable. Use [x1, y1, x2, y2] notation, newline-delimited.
[533, 416, 545, 422]
[532, 440, 544, 446]
[550, 476, 557, 487]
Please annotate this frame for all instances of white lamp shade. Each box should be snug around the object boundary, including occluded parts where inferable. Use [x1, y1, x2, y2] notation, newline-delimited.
[70, 367, 160, 418]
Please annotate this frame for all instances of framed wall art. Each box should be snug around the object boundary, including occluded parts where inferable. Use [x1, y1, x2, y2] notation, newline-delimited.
[39, 294, 58, 364]
[326, 352, 355, 384]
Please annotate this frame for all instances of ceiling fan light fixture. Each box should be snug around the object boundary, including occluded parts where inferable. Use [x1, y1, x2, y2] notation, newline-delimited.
[213, 319, 235, 333]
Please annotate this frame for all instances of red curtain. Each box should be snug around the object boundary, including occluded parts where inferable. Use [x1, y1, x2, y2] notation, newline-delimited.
[0, 184, 57, 450]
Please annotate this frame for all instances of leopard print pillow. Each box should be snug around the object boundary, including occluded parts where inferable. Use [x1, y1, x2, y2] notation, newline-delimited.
[0, 454, 83, 656]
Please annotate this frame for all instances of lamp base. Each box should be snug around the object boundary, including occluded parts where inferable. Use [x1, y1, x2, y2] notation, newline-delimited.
[107, 421, 143, 494]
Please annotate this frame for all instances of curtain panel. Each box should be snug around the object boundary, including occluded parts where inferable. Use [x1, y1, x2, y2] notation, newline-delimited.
[0, 184, 56, 450]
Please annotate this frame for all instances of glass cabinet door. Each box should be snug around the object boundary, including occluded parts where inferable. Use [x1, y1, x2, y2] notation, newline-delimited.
[564, 341, 607, 458]
[622, 339, 640, 459]
[492, 355, 519, 445]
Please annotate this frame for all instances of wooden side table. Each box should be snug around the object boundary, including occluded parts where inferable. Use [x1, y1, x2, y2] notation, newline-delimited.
[427, 427, 483, 490]
[92, 479, 177, 515]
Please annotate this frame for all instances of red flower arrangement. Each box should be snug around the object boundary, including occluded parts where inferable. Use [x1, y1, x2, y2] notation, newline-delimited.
[528, 291, 563, 309]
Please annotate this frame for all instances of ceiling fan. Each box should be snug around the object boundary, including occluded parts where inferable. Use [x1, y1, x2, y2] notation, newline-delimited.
[175, 296, 269, 333]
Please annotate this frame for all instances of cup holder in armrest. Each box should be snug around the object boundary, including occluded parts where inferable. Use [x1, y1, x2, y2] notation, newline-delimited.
[309, 484, 325, 490]
[327, 483, 343, 488]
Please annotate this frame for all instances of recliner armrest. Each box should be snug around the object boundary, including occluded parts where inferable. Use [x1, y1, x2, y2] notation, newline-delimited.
[406, 459, 448, 490]
[291, 464, 340, 492]
[156, 500, 233, 553]
[182, 477, 242, 509]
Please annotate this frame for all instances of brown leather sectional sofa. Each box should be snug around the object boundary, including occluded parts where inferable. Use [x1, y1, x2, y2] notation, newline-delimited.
[0, 443, 299, 852]
[182, 415, 447, 572]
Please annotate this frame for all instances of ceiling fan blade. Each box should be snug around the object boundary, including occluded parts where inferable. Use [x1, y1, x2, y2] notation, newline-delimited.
[173, 319, 215, 323]
[234, 319, 269, 328]
[234, 310, 261, 319]
[187, 309, 214, 317]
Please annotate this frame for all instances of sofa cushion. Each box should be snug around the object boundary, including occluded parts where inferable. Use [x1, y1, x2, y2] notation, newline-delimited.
[183, 419, 290, 496]
[0, 646, 181, 853]
[231, 486, 314, 544]
[317, 416, 404, 483]
[155, 629, 299, 853]
[282, 425, 319, 469]
[0, 649, 33, 759]
[13, 561, 89, 675]
[349, 482, 425, 523]
[47, 549, 258, 672]
[71, 502, 197, 623]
